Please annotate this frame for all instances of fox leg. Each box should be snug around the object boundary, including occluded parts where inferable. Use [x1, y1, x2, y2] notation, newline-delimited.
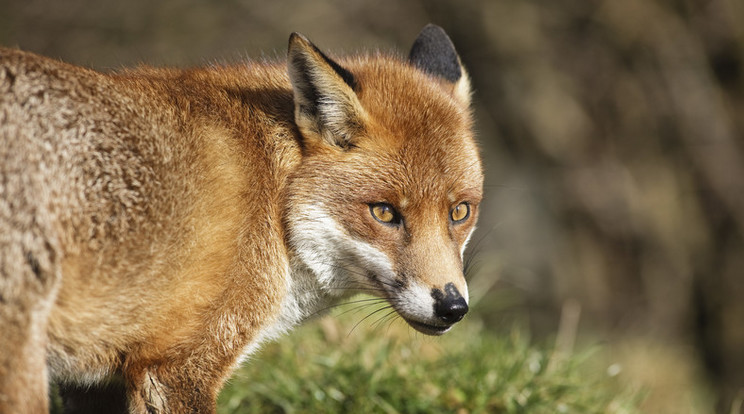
[124, 345, 234, 414]
[0, 225, 59, 413]
[125, 366, 222, 414]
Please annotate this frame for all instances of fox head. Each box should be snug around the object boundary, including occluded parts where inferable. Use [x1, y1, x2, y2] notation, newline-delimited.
[286, 25, 483, 335]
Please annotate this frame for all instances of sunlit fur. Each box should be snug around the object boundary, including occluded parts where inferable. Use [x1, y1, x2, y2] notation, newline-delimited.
[284, 43, 482, 339]
[0, 26, 482, 413]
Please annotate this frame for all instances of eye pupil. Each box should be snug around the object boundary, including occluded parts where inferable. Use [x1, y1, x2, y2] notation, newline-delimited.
[451, 203, 470, 222]
[371, 204, 396, 224]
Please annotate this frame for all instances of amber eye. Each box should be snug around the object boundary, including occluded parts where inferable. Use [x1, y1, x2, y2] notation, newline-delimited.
[451, 202, 470, 223]
[370, 203, 399, 225]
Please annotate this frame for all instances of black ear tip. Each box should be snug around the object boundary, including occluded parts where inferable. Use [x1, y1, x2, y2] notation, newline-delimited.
[419, 24, 449, 38]
[409, 24, 462, 83]
[416, 24, 455, 48]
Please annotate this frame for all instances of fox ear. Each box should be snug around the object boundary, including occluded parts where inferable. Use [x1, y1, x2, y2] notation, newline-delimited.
[288, 33, 366, 149]
[409, 24, 471, 106]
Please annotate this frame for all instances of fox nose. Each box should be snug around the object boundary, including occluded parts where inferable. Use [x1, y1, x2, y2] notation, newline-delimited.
[432, 282, 469, 324]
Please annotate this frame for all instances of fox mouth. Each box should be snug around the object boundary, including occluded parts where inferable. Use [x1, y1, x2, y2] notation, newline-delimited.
[402, 317, 452, 336]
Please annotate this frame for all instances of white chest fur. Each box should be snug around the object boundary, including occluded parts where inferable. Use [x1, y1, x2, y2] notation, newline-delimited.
[233, 260, 341, 366]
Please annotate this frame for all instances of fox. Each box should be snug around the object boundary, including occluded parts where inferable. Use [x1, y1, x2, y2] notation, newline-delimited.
[0, 24, 483, 413]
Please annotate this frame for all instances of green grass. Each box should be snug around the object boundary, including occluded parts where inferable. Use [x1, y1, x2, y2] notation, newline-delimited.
[218, 304, 643, 414]
[48, 298, 644, 413]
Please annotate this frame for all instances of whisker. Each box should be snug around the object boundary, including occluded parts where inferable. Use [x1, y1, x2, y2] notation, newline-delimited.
[326, 259, 401, 290]
[384, 313, 402, 334]
[334, 299, 390, 318]
[306, 296, 388, 319]
[371, 309, 399, 331]
[348, 305, 393, 337]
[463, 223, 501, 280]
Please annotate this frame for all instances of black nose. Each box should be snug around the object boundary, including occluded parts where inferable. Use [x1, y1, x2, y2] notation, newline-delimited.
[432, 283, 469, 324]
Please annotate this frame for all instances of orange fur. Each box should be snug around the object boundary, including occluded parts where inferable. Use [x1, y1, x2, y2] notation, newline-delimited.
[0, 25, 482, 413]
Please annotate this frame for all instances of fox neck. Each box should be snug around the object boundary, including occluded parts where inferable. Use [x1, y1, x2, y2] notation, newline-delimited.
[266, 201, 383, 332]
[284, 256, 354, 321]
[235, 257, 349, 365]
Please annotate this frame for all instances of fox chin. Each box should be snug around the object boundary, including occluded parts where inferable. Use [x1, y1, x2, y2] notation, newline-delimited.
[0, 24, 483, 413]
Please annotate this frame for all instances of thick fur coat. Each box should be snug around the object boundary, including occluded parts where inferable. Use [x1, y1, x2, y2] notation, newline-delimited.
[0, 25, 482, 413]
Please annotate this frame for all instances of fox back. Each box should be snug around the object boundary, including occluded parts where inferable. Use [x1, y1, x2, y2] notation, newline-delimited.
[0, 25, 482, 413]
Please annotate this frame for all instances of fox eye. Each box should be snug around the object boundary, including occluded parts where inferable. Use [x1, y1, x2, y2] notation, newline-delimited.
[370, 203, 399, 225]
[451, 202, 470, 223]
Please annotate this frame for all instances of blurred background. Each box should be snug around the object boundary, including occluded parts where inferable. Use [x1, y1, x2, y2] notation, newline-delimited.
[2, 0, 742, 412]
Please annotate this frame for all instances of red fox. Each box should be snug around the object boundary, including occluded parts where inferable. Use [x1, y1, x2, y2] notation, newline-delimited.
[0, 24, 483, 413]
